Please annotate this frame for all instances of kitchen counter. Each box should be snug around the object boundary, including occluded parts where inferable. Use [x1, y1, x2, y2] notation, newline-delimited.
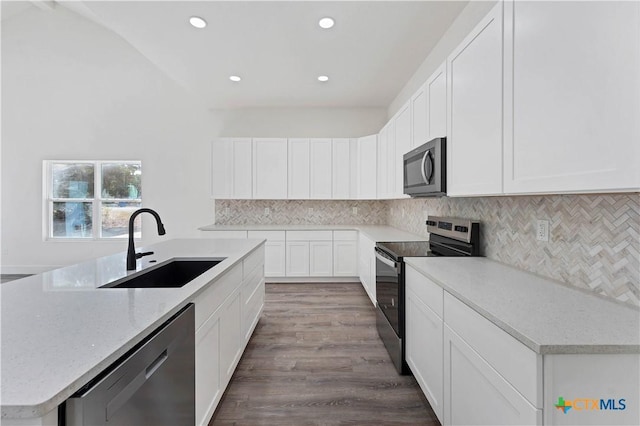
[405, 257, 640, 355]
[0, 238, 265, 419]
[199, 224, 429, 243]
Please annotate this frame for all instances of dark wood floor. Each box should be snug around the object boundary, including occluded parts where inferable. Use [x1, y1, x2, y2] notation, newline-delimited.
[210, 283, 439, 426]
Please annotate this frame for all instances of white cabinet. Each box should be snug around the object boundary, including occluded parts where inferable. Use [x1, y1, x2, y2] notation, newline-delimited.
[411, 84, 427, 149]
[394, 101, 412, 197]
[427, 64, 447, 140]
[405, 266, 444, 423]
[503, 0, 640, 194]
[285, 241, 310, 277]
[288, 138, 310, 199]
[447, 2, 503, 196]
[385, 120, 398, 198]
[332, 231, 358, 276]
[195, 307, 222, 426]
[219, 289, 242, 384]
[248, 231, 285, 277]
[357, 134, 378, 199]
[310, 138, 332, 199]
[211, 138, 252, 199]
[377, 125, 389, 199]
[357, 233, 376, 305]
[332, 138, 354, 199]
[309, 241, 333, 276]
[253, 138, 288, 199]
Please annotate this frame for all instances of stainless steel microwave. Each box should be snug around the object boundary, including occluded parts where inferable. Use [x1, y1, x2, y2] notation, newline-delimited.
[403, 137, 446, 197]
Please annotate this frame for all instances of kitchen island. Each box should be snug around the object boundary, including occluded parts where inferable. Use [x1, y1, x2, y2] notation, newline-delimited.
[1, 238, 265, 426]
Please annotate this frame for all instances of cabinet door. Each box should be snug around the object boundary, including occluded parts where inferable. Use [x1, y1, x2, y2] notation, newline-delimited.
[264, 241, 286, 277]
[211, 139, 232, 199]
[309, 241, 333, 276]
[332, 138, 351, 199]
[285, 241, 310, 276]
[386, 120, 398, 198]
[232, 139, 253, 199]
[333, 241, 358, 276]
[357, 135, 378, 199]
[395, 102, 412, 196]
[412, 85, 428, 149]
[427, 64, 447, 140]
[253, 138, 288, 199]
[195, 312, 221, 426]
[447, 3, 503, 196]
[503, 0, 640, 193]
[288, 138, 310, 199]
[310, 138, 332, 199]
[220, 290, 242, 385]
[377, 126, 388, 199]
[444, 325, 541, 426]
[406, 289, 443, 423]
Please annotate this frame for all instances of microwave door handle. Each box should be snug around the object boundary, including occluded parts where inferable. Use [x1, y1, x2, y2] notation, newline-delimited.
[421, 151, 434, 184]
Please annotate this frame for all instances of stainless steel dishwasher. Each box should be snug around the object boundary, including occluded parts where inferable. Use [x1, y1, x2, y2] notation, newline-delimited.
[65, 304, 195, 426]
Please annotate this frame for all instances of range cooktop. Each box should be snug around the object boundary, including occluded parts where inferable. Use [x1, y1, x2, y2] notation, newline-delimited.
[376, 241, 434, 260]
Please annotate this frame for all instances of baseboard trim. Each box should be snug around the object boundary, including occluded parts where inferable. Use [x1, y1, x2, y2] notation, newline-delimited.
[265, 276, 360, 283]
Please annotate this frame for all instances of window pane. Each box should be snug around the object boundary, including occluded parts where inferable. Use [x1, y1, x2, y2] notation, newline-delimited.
[101, 202, 141, 238]
[101, 163, 142, 199]
[52, 164, 94, 198]
[52, 202, 93, 238]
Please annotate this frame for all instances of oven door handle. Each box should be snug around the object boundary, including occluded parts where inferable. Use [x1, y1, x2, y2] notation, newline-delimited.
[375, 250, 399, 273]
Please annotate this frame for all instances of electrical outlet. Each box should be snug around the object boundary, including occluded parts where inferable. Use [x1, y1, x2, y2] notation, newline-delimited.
[264, 208, 270, 216]
[536, 220, 549, 242]
[353, 207, 358, 215]
[308, 208, 314, 215]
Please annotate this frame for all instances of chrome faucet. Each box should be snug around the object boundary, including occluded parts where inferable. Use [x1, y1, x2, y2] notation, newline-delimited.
[127, 208, 166, 270]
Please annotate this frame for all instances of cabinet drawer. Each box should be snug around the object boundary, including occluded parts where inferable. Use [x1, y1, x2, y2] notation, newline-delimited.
[444, 292, 541, 407]
[333, 230, 358, 241]
[247, 230, 285, 241]
[202, 230, 248, 239]
[286, 230, 333, 241]
[242, 246, 265, 279]
[193, 264, 242, 331]
[406, 265, 444, 318]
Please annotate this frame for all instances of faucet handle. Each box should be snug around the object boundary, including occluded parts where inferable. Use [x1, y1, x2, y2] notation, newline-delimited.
[135, 251, 154, 259]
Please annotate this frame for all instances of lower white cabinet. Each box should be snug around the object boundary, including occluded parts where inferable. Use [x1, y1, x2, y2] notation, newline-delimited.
[285, 241, 310, 276]
[333, 238, 358, 276]
[405, 266, 444, 423]
[444, 325, 541, 426]
[286, 231, 333, 278]
[193, 247, 265, 426]
[310, 241, 333, 276]
[357, 233, 376, 305]
[248, 231, 285, 277]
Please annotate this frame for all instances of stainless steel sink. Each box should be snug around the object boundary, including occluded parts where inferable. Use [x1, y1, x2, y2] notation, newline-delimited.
[100, 258, 224, 289]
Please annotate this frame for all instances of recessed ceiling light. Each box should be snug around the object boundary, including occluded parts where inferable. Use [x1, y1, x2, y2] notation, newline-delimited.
[318, 75, 329, 82]
[229, 75, 241, 82]
[189, 16, 207, 29]
[318, 17, 335, 29]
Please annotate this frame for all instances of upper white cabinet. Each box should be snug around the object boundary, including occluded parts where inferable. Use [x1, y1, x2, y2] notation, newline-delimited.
[211, 138, 252, 199]
[310, 138, 332, 199]
[385, 120, 398, 198]
[503, 0, 640, 194]
[427, 64, 447, 140]
[357, 134, 378, 199]
[288, 138, 310, 199]
[253, 138, 288, 199]
[332, 138, 354, 199]
[447, 2, 504, 196]
[394, 102, 412, 197]
[377, 125, 389, 198]
[411, 85, 427, 149]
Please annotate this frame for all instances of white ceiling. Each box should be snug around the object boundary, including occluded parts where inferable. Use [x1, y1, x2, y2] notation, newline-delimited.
[6, 1, 469, 110]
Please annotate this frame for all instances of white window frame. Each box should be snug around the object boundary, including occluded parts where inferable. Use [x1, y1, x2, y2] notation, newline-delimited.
[43, 160, 142, 241]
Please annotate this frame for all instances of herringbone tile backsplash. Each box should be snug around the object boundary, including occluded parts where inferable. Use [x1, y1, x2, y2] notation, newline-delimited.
[216, 194, 640, 306]
[387, 194, 640, 306]
[215, 200, 387, 225]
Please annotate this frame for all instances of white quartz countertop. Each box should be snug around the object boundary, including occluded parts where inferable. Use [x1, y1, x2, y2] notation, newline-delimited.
[0, 238, 264, 419]
[198, 224, 428, 243]
[405, 257, 640, 355]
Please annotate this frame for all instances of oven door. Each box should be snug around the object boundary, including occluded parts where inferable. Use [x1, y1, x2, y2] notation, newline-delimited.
[375, 248, 400, 335]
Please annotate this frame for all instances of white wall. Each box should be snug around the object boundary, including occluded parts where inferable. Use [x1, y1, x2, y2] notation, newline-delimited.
[1, 6, 219, 272]
[213, 107, 387, 138]
[387, 0, 497, 118]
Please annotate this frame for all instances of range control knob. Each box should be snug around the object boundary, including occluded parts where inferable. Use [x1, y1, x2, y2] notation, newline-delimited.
[454, 225, 469, 233]
[426, 220, 437, 226]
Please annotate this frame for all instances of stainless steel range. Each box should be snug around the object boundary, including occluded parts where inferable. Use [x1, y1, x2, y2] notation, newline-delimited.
[375, 216, 480, 374]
